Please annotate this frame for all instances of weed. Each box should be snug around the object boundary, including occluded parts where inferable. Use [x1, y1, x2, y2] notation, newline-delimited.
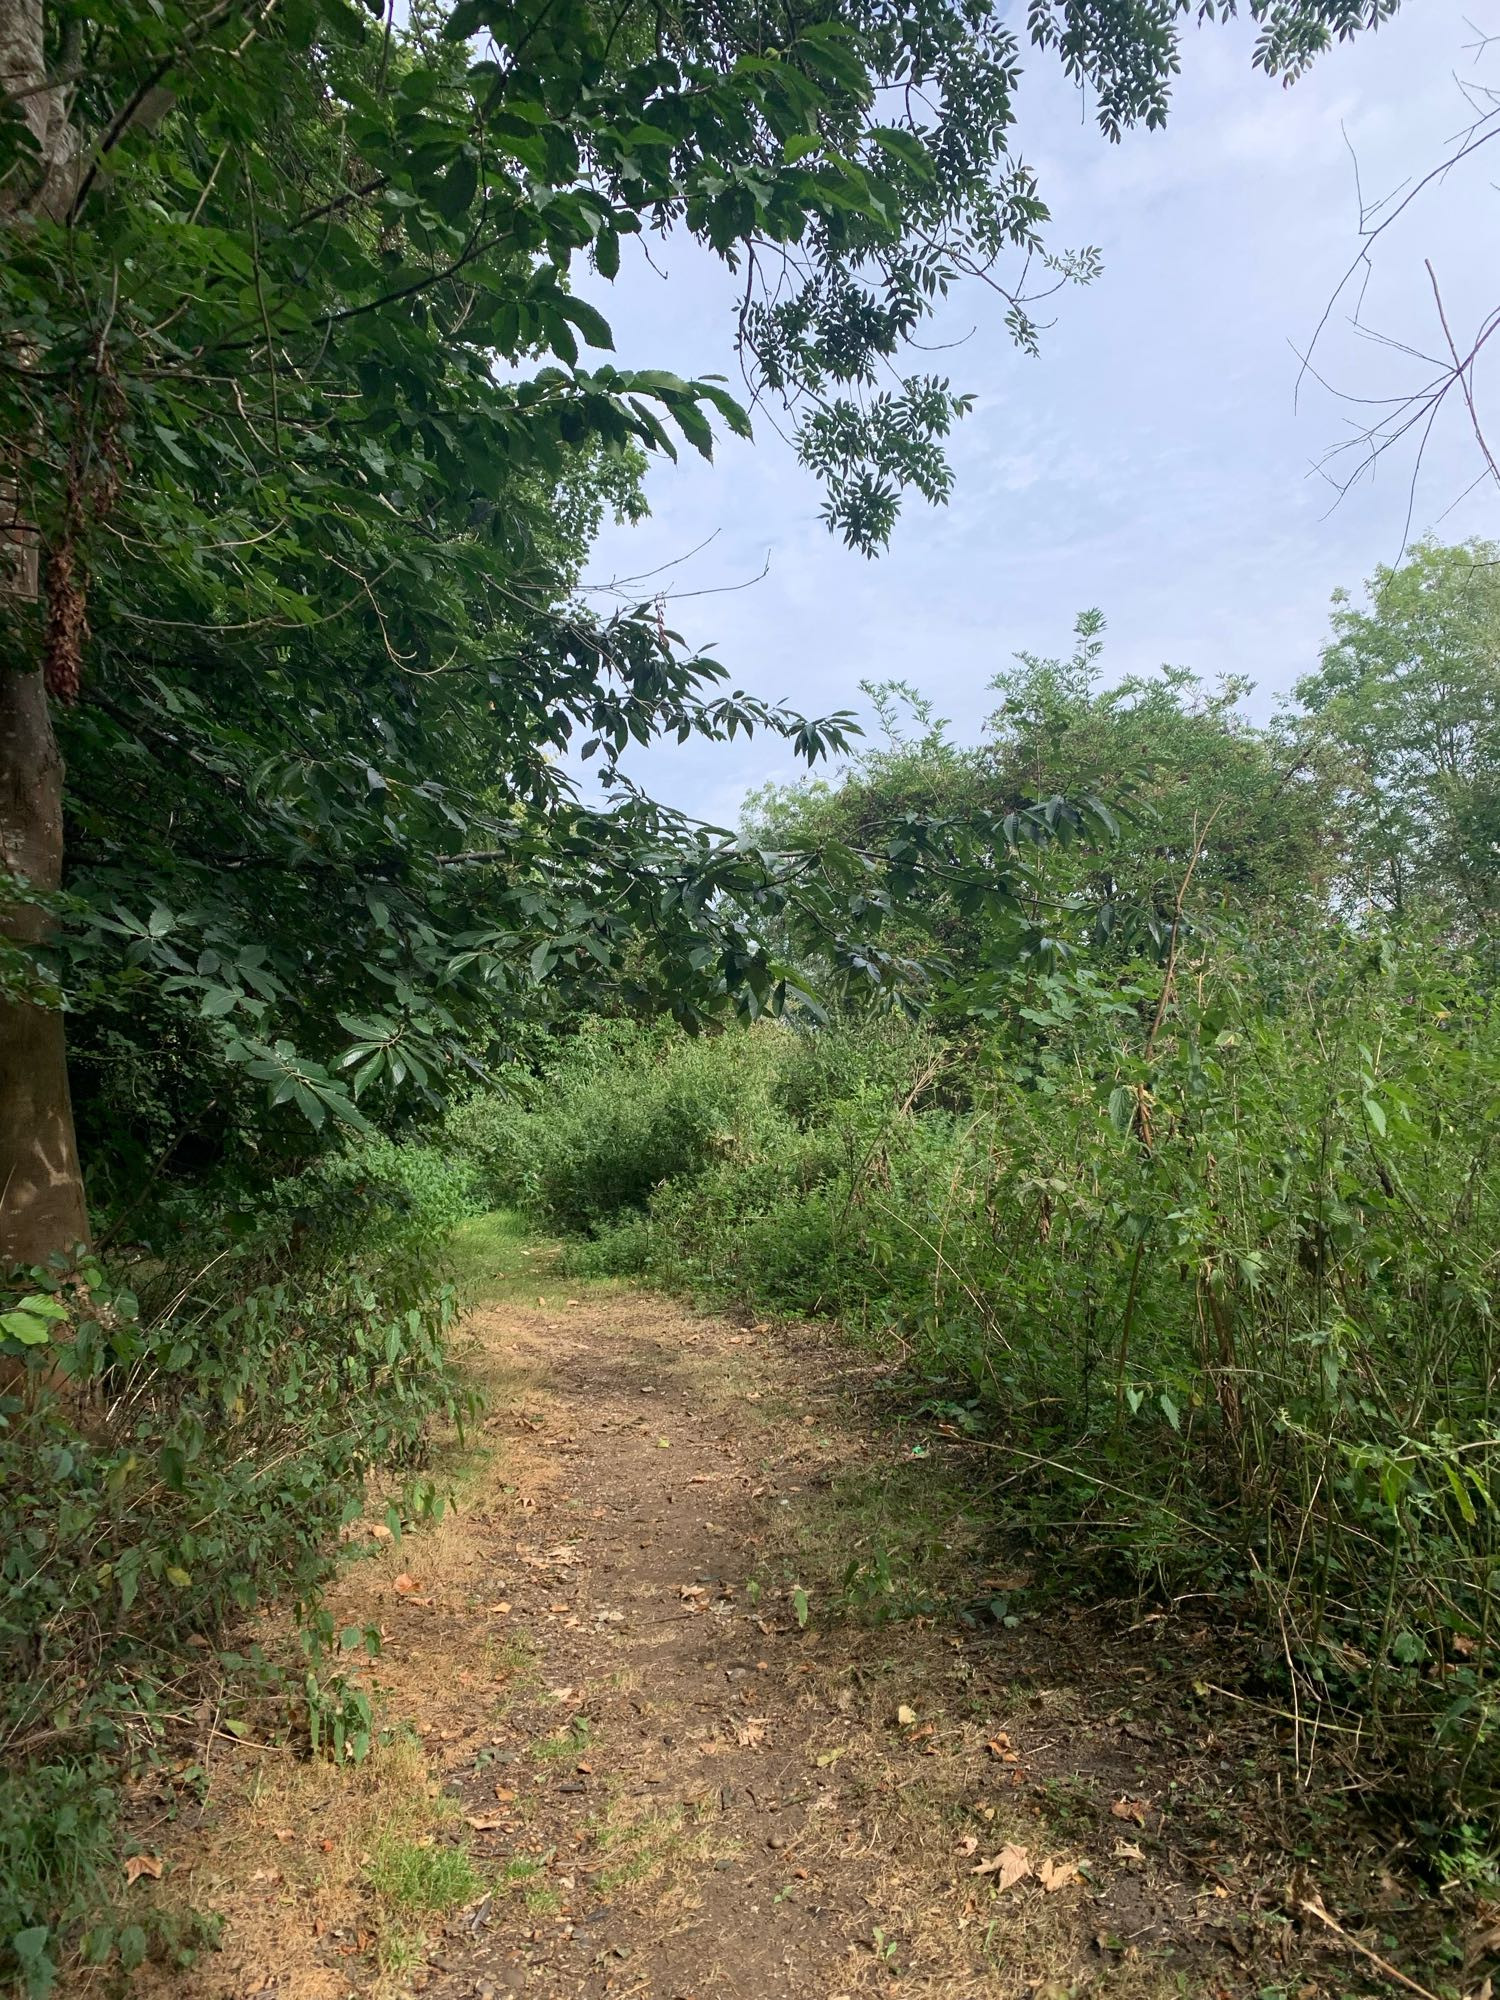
[533, 1717, 594, 1762]
[366, 1835, 484, 1914]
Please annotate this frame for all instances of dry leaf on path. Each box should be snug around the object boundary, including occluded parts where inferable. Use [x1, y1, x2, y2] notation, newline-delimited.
[392, 1573, 419, 1594]
[1038, 1857, 1081, 1892]
[895, 1704, 917, 1727]
[1110, 1797, 1148, 1825]
[973, 1843, 1031, 1892]
[955, 1835, 979, 1857]
[1114, 1840, 1146, 1863]
[124, 1855, 163, 1884]
[736, 1717, 768, 1747]
[466, 1813, 509, 1831]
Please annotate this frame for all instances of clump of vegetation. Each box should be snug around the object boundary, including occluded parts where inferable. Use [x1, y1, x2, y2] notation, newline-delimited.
[0, 1139, 476, 1993]
[365, 1833, 485, 1915]
[459, 543, 1500, 1842]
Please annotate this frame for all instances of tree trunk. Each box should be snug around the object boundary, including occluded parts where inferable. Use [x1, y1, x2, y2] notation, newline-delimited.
[1, 0, 90, 1270]
[0, 663, 88, 1267]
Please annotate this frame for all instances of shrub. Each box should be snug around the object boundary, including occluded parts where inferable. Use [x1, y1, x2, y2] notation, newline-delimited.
[0, 1138, 474, 1995]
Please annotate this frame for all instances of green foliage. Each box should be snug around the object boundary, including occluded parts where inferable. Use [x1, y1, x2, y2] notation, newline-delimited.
[452, 1014, 923, 1232]
[366, 1834, 484, 1915]
[2, 0, 1398, 1203]
[1295, 537, 1500, 930]
[475, 941, 1500, 1827]
[0, 1137, 474, 1993]
[747, 612, 1338, 1005]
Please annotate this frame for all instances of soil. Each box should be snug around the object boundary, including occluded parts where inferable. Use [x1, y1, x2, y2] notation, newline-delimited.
[124, 1252, 1474, 2000]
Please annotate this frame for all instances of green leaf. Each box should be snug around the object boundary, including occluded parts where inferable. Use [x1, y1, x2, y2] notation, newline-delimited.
[1, 1311, 53, 1346]
[557, 295, 615, 351]
[870, 127, 934, 179]
[15, 1294, 67, 1321]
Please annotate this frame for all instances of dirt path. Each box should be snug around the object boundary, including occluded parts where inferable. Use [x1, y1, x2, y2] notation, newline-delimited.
[134, 1250, 1432, 2000]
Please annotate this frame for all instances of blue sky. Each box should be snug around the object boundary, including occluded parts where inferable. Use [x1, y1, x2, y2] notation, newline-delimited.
[574, 0, 1498, 825]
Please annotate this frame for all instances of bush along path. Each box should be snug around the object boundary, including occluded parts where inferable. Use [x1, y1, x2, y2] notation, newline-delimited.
[129, 1223, 1470, 2000]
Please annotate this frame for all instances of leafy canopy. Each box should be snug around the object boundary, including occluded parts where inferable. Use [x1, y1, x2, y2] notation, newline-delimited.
[0, 0, 1398, 1182]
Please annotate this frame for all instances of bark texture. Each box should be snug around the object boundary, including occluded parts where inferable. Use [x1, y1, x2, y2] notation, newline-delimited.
[0, 0, 83, 221]
[0, 663, 88, 1265]
[1, 0, 91, 1268]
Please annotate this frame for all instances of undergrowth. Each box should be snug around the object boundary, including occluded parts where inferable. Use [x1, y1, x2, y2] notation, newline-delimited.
[0, 1139, 477, 1995]
[451, 938, 1500, 1846]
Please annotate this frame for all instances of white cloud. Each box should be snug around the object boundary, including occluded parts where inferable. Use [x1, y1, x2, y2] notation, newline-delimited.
[578, 0, 1499, 814]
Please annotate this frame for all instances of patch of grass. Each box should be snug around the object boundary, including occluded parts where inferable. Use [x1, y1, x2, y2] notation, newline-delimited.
[522, 1884, 562, 1916]
[1033, 1775, 1100, 1844]
[376, 1921, 425, 1978]
[366, 1834, 485, 1914]
[533, 1716, 594, 1761]
[447, 1208, 536, 1304]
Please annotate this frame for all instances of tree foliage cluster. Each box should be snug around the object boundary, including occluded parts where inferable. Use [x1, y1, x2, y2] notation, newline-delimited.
[1, 0, 1400, 1269]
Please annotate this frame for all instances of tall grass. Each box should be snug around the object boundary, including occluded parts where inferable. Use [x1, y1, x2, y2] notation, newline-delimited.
[455, 932, 1500, 1827]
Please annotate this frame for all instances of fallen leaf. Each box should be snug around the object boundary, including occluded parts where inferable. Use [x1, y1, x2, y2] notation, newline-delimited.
[467, 1814, 509, 1831]
[487, 1601, 512, 1615]
[493, 1787, 516, 1803]
[392, 1573, 419, 1595]
[814, 1746, 846, 1769]
[955, 1835, 979, 1856]
[1110, 1797, 1148, 1826]
[736, 1718, 769, 1748]
[896, 1705, 917, 1727]
[973, 1843, 1031, 1892]
[1114, 1840, 1146, 1863]
[124, 1854, 163, 1885]
[274, 1829, 293, 1845]
[1038, 1857, 1081, 1892]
